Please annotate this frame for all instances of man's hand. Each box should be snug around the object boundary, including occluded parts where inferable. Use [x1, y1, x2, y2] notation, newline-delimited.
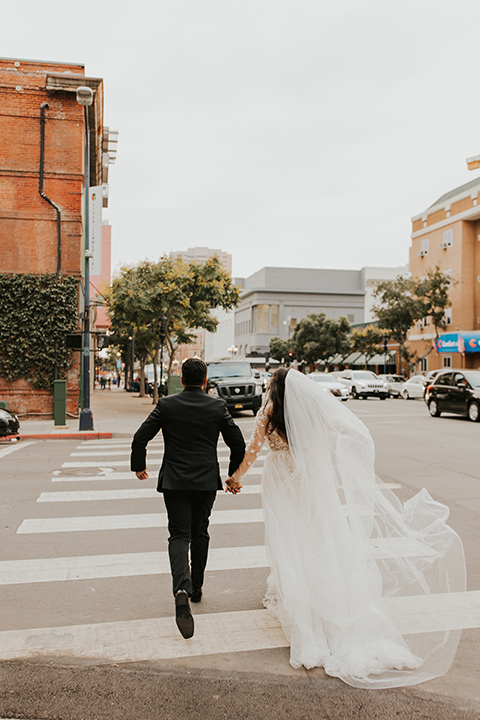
[136, 469, 149, 481]
[225, 477, 242, 494]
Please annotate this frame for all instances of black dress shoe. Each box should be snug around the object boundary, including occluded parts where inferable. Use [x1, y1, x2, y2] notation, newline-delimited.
[191, 588, 202, 603]
[175, 590, 194, 638]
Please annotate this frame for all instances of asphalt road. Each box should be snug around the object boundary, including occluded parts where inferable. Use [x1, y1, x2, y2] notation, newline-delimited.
[1, 395, 479, 720]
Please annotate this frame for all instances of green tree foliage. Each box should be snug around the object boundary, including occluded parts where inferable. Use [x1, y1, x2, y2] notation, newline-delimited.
[106, 257, 239, 402]
[292, 313, 351, 367]
[415, 266, 453, 343]
[0, 273, 79, 390]
[372, 276, 422, 366]
[373, 269, 453, 367]
[350, 324, 385, 368]
[269, 336, 291, 363]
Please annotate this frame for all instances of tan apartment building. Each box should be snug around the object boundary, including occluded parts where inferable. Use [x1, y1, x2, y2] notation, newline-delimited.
[409, 176, 480, 372]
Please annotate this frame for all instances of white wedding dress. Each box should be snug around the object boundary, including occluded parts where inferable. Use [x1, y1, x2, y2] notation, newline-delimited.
[231, 370, 466, 689]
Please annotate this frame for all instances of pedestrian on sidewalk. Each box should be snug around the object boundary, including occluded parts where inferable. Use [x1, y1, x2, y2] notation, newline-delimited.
[130, 357, 245, 639]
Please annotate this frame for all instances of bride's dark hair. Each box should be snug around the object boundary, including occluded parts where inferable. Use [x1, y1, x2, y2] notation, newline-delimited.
[266, 367, 290, 441]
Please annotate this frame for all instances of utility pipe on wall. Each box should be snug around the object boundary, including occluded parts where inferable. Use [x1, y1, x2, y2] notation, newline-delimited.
[39, 102, 62, 275]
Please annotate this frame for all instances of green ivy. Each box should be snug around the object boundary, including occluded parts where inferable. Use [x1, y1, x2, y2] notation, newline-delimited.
[0, 274, 79, 390]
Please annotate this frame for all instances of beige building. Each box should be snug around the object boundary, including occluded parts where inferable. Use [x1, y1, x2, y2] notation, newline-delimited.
[409, 176, 480, 371]
[170, 246, 232, 275]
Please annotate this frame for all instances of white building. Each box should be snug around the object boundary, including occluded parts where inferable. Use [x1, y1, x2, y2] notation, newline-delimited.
[361, 266, 409, 323]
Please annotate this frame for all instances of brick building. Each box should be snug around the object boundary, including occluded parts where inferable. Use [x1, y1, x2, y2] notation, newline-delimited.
[0, 57, 107, 415]
[409, 176, 480, 372]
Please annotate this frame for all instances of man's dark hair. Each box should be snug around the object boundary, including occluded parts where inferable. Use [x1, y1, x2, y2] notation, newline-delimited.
[182, 357, 207, 386]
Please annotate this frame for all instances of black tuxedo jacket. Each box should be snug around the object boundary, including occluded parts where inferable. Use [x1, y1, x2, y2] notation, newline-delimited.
[130, 386, 246, 492]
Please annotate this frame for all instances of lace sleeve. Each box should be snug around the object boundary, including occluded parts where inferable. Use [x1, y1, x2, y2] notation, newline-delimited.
[231, 404, 269, 481]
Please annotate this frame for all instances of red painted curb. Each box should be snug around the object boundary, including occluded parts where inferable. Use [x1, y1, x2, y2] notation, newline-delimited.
[0, 432, 113, 442]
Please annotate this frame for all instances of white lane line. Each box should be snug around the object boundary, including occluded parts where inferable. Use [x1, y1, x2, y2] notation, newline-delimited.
[62, 459, 264, 468]
[39, 481, 400, 502]
[0, 545, 268, 585]
[50, 469, 264, 483]
[69, 448, 269, 458]
[1, 591, 479, 662]
[0, 538, 439, 586]
[38, 485, 263, 502]
[17, 508, 265, 534]
[0, 440, 37, 459]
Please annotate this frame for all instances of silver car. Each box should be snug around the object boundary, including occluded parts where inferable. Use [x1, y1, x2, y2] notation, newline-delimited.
[338, 370, 389, 400]
[308, 373, 349, 400]
[377, 374, 406, 398]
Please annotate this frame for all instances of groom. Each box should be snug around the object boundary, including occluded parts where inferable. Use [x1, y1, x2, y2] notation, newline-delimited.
[130, 357, 246, 639]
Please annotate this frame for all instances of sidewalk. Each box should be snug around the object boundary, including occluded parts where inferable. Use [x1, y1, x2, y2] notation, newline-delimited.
[2, 387, 156, 440]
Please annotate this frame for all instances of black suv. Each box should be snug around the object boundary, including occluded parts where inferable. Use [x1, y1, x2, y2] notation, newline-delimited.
[424, 369, 480, 421]
[206, 361, 263, 415]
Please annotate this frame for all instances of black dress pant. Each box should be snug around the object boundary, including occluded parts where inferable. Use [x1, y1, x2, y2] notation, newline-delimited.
[163, 489, 217, 596]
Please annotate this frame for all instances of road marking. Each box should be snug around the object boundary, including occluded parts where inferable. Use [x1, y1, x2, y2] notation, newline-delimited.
[38, 485, 263, 502]
[1, 591, 479, 662]
[69, 448, 269, 458]
[17, 508, 265, 534]
[50, 469, 264, 483]
[62, 459, 259, 468]
[0, 545, 269, 584]
[0, 440, 36, 459]
[0, 538, 439, 586]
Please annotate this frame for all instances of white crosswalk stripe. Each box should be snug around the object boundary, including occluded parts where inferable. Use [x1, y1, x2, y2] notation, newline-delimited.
[1, 592, 480, 663]
[4, 435, 479, 667]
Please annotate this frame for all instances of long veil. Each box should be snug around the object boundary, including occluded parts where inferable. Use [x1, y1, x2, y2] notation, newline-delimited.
[276, 369, 466, 688]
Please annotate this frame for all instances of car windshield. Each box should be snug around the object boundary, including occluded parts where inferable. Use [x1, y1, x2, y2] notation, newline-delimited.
[463, 371, 480, 387]
[208, 363, 252, 380]
[310, 375, 336, 382]
[352, 371, 377, 380]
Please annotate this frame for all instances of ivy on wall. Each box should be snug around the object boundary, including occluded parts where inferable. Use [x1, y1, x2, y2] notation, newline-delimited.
[0, 274, 79, 390]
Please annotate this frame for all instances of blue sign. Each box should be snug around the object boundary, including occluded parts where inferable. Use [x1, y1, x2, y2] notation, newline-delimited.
[436, 332, 480, 353]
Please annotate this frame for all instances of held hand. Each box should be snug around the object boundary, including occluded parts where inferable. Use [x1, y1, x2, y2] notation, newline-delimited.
[136, 469, 149, 481]
[225, 477, 243, 494]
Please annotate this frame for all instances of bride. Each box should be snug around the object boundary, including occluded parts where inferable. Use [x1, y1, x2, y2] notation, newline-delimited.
[226, 368, 466, 689]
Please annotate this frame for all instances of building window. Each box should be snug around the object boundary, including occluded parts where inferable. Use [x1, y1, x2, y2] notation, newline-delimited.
[419, 238, 429, 257]
[418, 317, 428, 329]
[444, 308, 452, 325]
[419, 357, 428, 372]
[441, 229, 453, 248]
[252, 304, 280, 333]
[347, 314, 354, 323]
[442, 355, 452, 368]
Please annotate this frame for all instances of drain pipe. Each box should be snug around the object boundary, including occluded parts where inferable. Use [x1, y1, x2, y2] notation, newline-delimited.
[39, 102, 62, 275]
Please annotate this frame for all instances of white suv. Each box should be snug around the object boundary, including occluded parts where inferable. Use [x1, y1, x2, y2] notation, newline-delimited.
[339, 370, 389, 400]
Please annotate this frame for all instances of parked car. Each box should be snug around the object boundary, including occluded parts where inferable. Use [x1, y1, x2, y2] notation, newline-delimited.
[377, 374, 406, 398]
[308, 373, 349, 400]
[424, 369, 480, 421]
[207, 361, 263, 415]
[401, 375, 425, 399]
[338, 370, 388, 399]
[0, 408, 20, 436]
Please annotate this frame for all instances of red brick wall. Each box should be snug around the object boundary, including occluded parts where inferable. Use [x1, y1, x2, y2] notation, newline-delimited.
[0, 58, 101, 416]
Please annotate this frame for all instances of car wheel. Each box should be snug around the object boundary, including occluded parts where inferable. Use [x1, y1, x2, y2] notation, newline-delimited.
[402, 390, 409, 400]
[467, 402, 480, 422]
[380, 395, 387, 400]
[428, 399, 441, 417]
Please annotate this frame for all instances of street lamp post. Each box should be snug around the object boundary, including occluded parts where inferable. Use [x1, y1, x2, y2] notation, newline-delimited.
[77, 86, 94, 431]
[383, 333, 388, 375]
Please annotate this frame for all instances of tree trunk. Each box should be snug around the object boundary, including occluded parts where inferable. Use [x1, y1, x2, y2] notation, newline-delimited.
[139, 357, 146, 398]
[152, 346, 159, 404]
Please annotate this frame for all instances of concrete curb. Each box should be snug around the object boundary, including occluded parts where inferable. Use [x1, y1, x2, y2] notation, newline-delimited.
[0, 432, 113, 442]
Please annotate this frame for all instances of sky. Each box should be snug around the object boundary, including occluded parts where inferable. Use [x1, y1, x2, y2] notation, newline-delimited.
[3, 1, 480, 279]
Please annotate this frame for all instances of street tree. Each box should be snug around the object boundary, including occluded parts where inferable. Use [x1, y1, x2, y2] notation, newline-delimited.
[372, 276, 423, 368]
[292, 313, 351, 368]
[269, 337, 291, 363]
[106, 257, 239, 402]
[350, 324, 385, 368]
[414, 266, 453, 345]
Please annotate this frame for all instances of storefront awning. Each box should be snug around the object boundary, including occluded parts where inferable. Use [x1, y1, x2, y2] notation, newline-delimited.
[436, 331, 480, 353]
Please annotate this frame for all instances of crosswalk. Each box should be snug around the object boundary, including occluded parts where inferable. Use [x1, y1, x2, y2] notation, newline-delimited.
[2, 434, 480, 665]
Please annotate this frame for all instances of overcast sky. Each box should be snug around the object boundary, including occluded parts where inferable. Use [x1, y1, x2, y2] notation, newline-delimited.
[4, 1, 480, 278]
